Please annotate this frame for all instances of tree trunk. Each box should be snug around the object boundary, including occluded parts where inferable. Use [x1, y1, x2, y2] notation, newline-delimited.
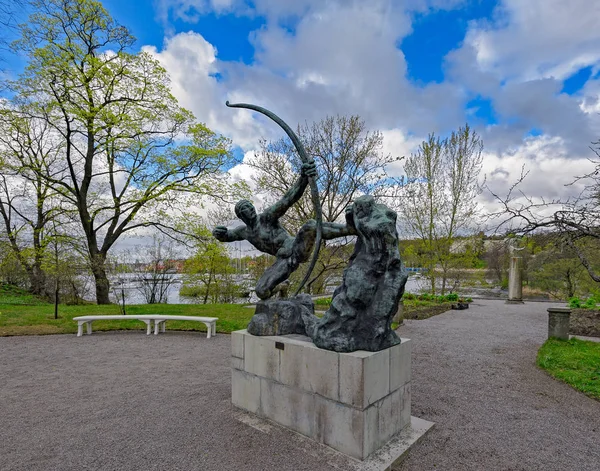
[441, 270, 447, 295]
[91, 253, 111, 304]
[565, 269, 575, 299]
[30, 264, 47, 297]
[54, 276, 59, 319]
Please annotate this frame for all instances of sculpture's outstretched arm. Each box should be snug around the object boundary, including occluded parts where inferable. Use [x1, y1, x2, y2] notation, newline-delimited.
[213, 224, 247, 242]
[322, 222, 357, 239]
[266, 162, 314, 220]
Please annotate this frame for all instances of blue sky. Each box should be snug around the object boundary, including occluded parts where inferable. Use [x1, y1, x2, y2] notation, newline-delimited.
[4, 0, 600, 210]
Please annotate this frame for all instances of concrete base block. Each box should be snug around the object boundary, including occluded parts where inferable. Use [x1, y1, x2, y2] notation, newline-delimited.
[233, 410, 434, 471]
[358, 416, 435, 471]
[231, 330, 426, 461]
[505, 299, 524, 304]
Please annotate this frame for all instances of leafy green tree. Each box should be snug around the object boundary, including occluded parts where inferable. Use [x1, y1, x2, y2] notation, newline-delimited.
[41, 224, 87, 317]
[528, 242, 597, 300]
[9, 0, 236, 303]
[398, 125, 483, 294]
[0, 239, 29, 286]
[0, 108, 66, 296]
[183, 226, 239, 304]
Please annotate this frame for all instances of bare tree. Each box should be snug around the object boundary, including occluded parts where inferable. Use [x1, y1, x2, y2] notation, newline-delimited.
[398, 125, 484, 294]
[136, 235, 179, 304]
[249, 114, 401, 293]
[0, 0, 24, 58]
[484, 238, 510, 285]
[490, 140, 600, 285]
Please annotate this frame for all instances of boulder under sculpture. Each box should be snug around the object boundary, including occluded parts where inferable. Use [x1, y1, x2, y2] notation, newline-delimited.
[247, 293, 314, 336]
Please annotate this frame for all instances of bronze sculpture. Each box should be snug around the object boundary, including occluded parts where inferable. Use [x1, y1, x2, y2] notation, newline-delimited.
[216, 102, 407, 352]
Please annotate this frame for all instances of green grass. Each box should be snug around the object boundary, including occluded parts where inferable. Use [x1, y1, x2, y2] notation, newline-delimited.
[0, 284, 459, 337]
[314, 297, 332, 307]
[537, 338, 600, 401]
[0, 283, 48, 305]
[0, 302, 254, 336]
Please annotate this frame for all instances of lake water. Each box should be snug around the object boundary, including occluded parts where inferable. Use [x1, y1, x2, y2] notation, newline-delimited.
[83, 272, 482, 305]
[92, 272, 426, 305]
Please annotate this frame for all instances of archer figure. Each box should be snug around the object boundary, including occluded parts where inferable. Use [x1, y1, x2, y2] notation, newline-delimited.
[213, 160, 354, 299]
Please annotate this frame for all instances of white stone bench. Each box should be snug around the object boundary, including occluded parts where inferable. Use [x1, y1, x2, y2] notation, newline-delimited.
[73, 314, 218, 339]
[73, 315, 156, 337]
[151, 315, 218, 339]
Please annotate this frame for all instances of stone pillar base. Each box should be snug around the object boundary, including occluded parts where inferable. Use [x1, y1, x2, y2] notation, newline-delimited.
[547, 307, 571, 340]
[231, 330, 424, 461]
[505, 299, 525, 304]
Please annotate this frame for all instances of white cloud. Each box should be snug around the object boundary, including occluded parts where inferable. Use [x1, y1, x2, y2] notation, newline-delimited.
[380, 128, 423, 176]
[143, 32, 275, 149]
[144, 0, 600, 231]
[479, 135, 597, 217]
[464, 0, 600, 82]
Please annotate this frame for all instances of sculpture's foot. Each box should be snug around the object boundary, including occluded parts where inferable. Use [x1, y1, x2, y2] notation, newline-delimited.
[271, 280, 290, 299]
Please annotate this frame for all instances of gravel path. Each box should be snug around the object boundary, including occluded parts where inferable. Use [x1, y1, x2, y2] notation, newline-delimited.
[1, 299, 599, 470]
[396, 299, 600, 471]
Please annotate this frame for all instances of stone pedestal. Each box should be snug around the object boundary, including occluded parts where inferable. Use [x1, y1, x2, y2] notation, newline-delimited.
[231, 330, 413, 460]
[506, 256, 524, 304]
[547, 307, 571, 340]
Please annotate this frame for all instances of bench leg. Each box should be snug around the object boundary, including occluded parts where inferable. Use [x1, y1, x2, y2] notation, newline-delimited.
[206, 323, 212, 339]
[143, 320, 151, 335]
[77, 323, 83, 337]
[212, 322, 216, 337]
[86, 322, 93, 335]
[154, 321, 163, 335]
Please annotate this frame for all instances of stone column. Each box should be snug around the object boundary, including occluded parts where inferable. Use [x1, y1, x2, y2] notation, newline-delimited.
[547, 307, 571, 340]
[506, 256, 524, 304]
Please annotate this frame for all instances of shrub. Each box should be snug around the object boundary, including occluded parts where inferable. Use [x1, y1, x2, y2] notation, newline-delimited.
[314, 297, 332, 306]
[583, 297, 597, 309]
[569, 297, 581, 309]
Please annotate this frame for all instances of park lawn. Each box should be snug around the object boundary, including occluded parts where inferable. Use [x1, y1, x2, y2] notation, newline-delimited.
[537, 338, 600, 401]
[0, 284, 458, 337]
[0, 303, 254, 336]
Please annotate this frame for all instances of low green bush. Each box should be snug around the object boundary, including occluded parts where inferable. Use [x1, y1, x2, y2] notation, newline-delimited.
[569, 297, 582, 308]
[569, 295, 600, 309]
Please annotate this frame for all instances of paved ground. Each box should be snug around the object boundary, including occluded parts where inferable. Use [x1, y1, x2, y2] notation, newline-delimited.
[1, 300, 599, 471]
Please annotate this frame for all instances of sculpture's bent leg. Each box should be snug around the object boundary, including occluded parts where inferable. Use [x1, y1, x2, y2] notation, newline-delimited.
[292, 219, 317, 263]
[255, 257, 296, 300]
